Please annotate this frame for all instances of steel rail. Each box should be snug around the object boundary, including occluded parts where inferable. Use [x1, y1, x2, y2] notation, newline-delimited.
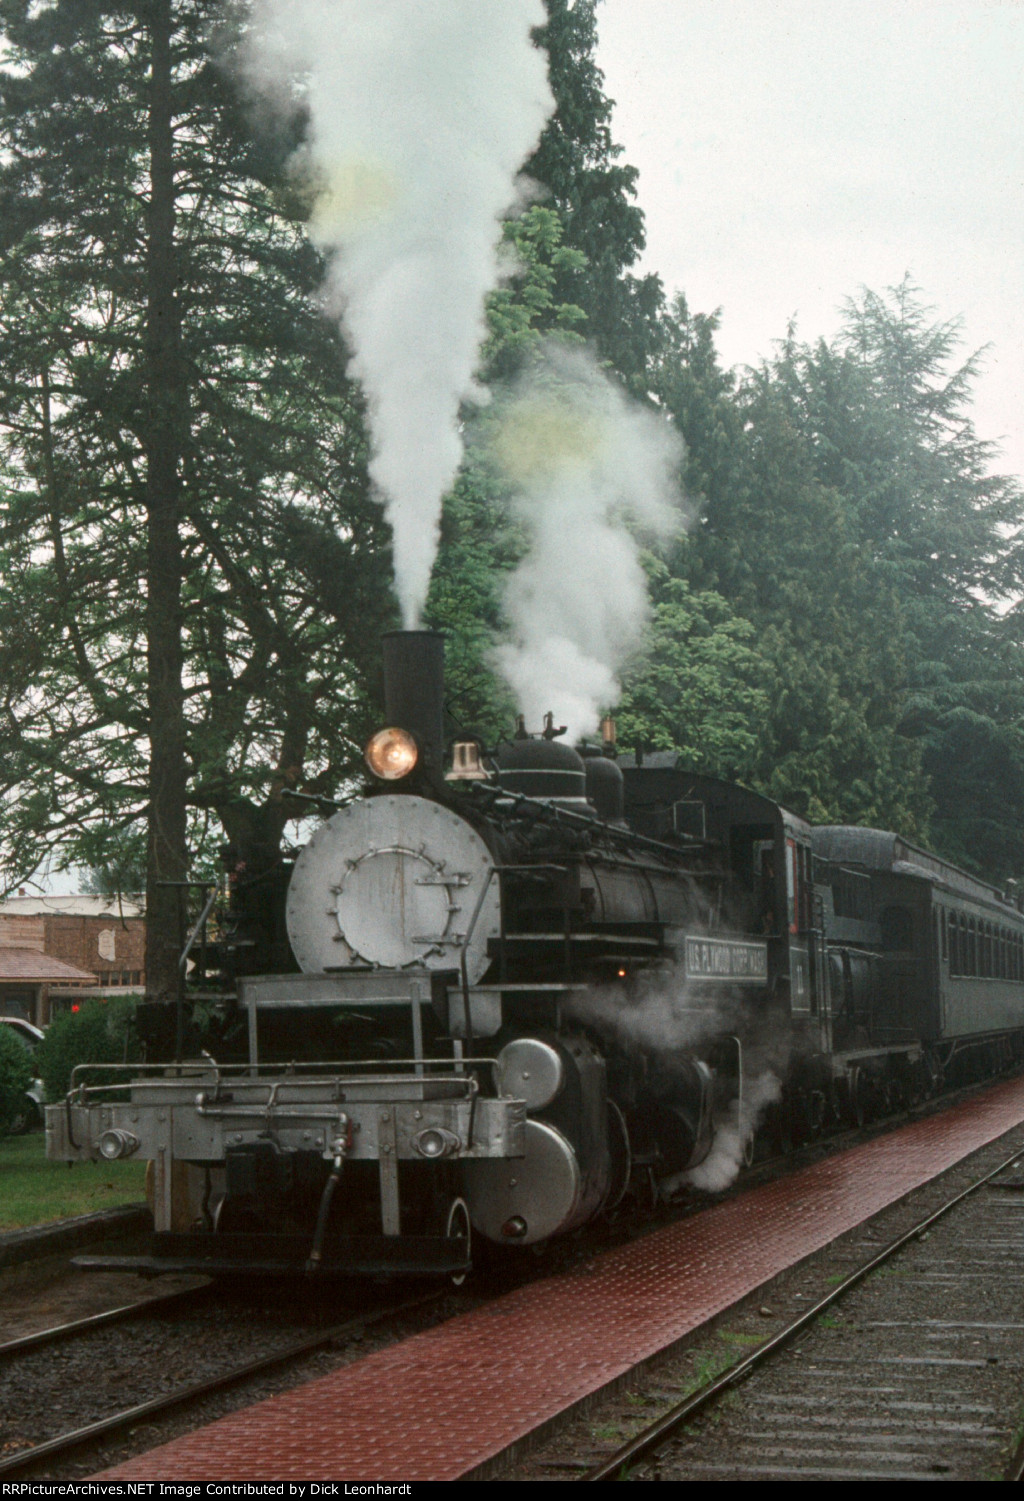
[1005, 1433, 1024, 1482]
[0, 1282, 213, 1362]
[581, 1143, 1024, 1482]
[0, 1290, 444, 1479]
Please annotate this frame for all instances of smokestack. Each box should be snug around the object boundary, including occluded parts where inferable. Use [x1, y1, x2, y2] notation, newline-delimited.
[382, 630, 446, 772]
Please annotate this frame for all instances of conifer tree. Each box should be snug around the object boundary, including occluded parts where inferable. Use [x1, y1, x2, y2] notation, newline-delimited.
[526, 0, 664, 388]
[0, 1, 391, 988]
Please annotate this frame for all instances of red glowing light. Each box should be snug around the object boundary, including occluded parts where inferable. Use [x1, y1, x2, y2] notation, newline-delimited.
[71, 1004, 80, 1012]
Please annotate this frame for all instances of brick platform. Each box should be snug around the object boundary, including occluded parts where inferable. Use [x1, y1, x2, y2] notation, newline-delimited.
[97, 1076, 1024, 1482]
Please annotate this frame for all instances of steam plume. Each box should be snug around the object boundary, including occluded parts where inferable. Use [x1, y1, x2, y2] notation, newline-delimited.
[565, 969, 728, 1056]
[488, 344, 683, 741]
[242, 1, 553, 626]
[568, 973, 783, 1195]
[680, 1069, 781, 1193]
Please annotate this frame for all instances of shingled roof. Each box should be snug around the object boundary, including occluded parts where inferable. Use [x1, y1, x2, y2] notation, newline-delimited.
[0, 948, 96, 983]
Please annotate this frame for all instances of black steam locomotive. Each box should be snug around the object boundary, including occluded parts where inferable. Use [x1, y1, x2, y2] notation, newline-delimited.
[48, 631, 1024, 1277]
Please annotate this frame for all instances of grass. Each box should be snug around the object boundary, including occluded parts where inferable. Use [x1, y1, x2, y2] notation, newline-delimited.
[0, 1131, 147, 1230]
[718, 1329, 768, 1348]
[689, 1348, 736, 1390]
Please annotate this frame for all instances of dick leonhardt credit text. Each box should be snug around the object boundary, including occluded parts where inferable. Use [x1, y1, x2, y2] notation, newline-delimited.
[5, 1485, 418, 1497]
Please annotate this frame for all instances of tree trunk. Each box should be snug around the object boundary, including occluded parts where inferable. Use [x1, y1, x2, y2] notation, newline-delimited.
[144, 0, 188, 1004]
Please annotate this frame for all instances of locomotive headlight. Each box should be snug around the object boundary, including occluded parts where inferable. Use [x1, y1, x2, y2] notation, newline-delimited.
[365, 727, 419, 781]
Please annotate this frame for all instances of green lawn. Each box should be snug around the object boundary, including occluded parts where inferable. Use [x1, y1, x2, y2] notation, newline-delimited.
[0, 1132, 147, 1230]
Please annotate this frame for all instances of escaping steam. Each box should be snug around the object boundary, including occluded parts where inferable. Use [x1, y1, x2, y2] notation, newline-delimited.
[568, 971, 783, 1195]
[565, 967, 728, 1056]
[677, 1069, 781, 1194]
[242, 1, 554, 626]
[488, 344, 683, 741]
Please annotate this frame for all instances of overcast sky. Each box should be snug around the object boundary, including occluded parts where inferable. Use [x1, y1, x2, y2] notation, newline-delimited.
[596, 0, 1023, 481]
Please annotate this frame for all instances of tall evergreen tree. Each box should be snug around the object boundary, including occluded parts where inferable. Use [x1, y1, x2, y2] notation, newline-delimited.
[0, 1, 392, 987]
[651, 294, 931, 836]
[525, 0, 664, 388]
[771, 281, 1024, 875]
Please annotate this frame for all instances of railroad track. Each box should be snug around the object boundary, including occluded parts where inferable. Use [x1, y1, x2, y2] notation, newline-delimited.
[581, 1143, 1024, 1483]
[7, 1078, 1023, 1484]
[0, 1282, 213, 1362]
[0, 1291, 445, 1479]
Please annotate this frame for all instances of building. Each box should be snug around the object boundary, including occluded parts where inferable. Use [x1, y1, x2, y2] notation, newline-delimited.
[0, 894, 146, 1026]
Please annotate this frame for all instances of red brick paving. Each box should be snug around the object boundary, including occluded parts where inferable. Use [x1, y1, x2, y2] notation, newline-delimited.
[96, 1075, 1024, 1481]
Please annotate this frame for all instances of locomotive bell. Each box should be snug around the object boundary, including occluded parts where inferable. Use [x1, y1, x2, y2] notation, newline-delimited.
[446, 740, 489, 781]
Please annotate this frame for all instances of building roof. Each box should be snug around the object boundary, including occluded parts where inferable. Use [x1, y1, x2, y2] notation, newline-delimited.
[0, 894, 144, 918]
[0, 948, 97, 984]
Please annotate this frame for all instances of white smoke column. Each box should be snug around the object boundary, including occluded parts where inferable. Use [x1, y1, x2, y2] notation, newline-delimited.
[489, 344, 683, 741]
[242, 1, 553, 626]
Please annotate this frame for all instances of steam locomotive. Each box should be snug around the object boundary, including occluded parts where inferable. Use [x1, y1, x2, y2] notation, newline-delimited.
[48, 631, 1024, 1277]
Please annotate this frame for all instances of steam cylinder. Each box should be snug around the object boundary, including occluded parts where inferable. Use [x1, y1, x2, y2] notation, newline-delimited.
[382, 630, 445, 770]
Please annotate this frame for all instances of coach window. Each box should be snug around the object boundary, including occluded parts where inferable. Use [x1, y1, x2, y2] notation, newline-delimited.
[940, 908, 948, 962]
[950, 913, 960, 975]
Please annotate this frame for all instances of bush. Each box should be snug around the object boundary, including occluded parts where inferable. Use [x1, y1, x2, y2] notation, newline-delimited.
[35, 999, 137, 1100]
[0, 1026, 34, 1137]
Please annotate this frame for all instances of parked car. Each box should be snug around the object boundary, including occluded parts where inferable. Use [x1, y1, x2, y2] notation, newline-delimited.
[0, 1017, 46, 1133]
